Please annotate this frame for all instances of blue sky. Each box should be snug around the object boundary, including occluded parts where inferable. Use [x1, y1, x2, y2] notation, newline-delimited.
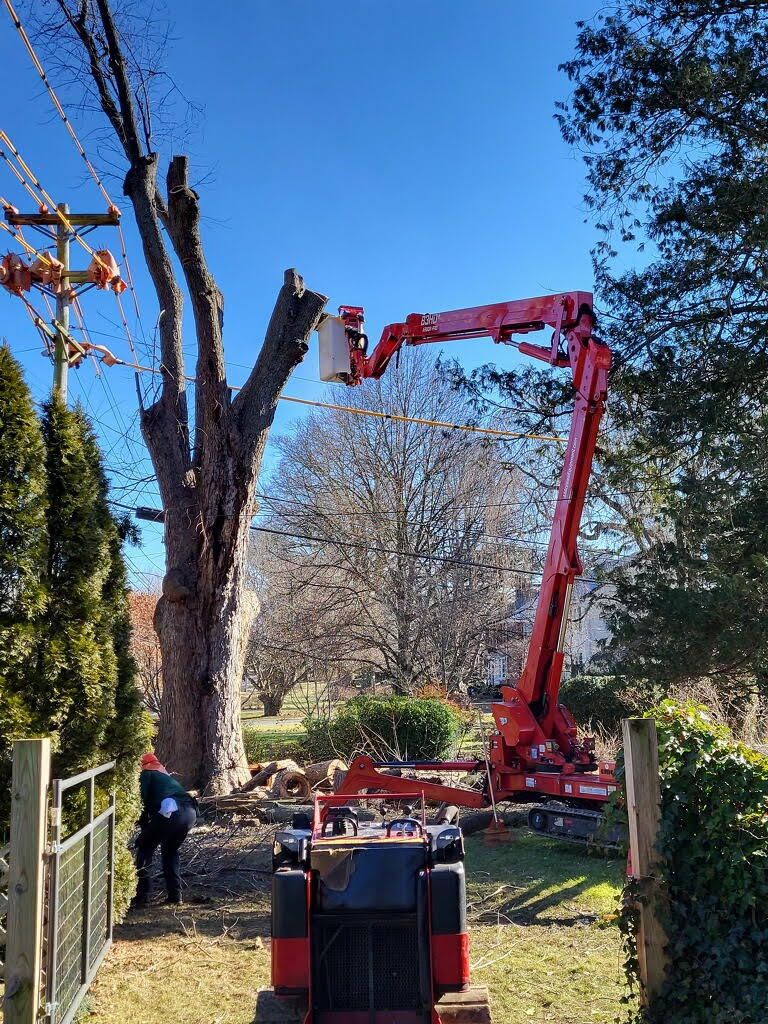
[0, 0, 600, 584]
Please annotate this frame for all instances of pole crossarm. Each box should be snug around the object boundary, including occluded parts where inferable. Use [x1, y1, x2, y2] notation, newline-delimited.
[5, 211, 120, 227]
[1, 205, 127, 400]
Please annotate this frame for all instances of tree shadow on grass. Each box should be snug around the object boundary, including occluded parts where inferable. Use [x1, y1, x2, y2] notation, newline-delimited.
[465, 830, 623, 927]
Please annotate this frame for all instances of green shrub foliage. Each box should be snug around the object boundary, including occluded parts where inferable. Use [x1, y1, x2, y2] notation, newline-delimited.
[303, 695, 467, 762]
[0, 353, 148, 918]
[559, 674, 641, 733]
[620, 702, 768, 1023]
[241, 729, 307, 765]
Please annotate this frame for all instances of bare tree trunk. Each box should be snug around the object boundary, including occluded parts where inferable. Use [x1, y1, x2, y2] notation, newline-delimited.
[51, 0, 327, 793]
[261, 694, 283, 718]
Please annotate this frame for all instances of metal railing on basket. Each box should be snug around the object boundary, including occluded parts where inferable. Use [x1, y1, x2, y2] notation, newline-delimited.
[45, 762, 115, 1024]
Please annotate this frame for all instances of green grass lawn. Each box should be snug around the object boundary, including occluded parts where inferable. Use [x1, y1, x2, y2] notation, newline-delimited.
[87, 826, 630, 1024]
[465, 833, 629, 1023]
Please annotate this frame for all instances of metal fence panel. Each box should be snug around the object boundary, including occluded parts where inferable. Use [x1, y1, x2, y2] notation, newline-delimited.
[45, 763, 115, 1024]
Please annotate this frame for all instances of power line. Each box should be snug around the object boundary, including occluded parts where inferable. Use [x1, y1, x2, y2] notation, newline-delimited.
[105, 357, 568, 443]
[254, 492, 620, 555]
[111, 500, 599, 583]
[2, 1, 146, 356]
[251, 523, 562, 578]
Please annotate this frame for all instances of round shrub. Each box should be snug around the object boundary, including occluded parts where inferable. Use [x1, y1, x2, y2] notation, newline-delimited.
[559, 674, 640, 732]
[303, 695, 467, 762]
[241, 728, 307, 765]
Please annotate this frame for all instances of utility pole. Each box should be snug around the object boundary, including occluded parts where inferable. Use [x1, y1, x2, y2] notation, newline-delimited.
[3, 205, 121, 402]
[54, 202, 70, 399]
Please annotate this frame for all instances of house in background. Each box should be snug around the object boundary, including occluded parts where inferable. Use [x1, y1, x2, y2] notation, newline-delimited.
[484, 576, 613, 687]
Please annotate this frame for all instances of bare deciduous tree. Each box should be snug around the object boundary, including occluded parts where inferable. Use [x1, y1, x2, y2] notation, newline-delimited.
[39, 0, 327, 791]
[127, 589, 162, 715]
[257, 348, 524, 695]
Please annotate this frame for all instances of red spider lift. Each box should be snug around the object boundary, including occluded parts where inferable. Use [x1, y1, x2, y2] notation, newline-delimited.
[318, 292, 618, 840]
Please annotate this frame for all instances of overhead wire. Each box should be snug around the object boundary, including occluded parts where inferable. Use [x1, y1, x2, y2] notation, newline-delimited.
[3, 0, 145, 349]
[105, 357, 568, 444]
[254, 491, 620, 556]
[260, 526, 595, 584]
[0, 216, 52, 265]
[0, 130, 112, 272]
[107, 498, 597, 583]
[0, 135, 49, 212]
[0, 137, 143, 367]
[3, 0, 113, 204]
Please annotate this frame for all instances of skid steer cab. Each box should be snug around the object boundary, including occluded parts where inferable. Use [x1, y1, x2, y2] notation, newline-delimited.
[255, 793, 491, 1024]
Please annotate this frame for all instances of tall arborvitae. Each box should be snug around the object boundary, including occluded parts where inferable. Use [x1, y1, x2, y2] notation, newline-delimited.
[0, 345, 48, 814]
[39, 397, 149, 915]
[0, 364, 148, 913]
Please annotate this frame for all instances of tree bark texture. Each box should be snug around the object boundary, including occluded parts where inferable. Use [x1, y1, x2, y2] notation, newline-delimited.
[149, 252, 325, 794]
[52, 0, 328, 794]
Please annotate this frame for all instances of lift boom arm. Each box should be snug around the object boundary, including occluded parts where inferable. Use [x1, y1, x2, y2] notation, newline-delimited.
[324, 291, 614, 809]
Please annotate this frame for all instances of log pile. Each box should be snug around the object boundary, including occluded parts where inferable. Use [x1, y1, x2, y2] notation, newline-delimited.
[198, 757, 349, 816]
[197, 755, 487, 826]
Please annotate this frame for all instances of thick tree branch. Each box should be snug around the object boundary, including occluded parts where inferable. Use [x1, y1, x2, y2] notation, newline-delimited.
[123, 154, 190, 495]
[94, 0, 144, 163]
[234, 269, 327, 457]
[53, 0, 127, 150]
[166, 154, 227, 460]
[51, 1, 190, 490]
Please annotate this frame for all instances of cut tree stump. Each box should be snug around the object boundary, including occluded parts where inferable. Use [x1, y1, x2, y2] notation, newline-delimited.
[435, 987, 491, 1024]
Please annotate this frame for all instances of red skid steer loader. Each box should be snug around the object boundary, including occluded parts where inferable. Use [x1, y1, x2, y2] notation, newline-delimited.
[255, 794, 491, 1024]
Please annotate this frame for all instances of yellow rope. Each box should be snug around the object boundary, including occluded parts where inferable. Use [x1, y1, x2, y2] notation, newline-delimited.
[107, 359, 566, 443]
[275, 394, 567, 443]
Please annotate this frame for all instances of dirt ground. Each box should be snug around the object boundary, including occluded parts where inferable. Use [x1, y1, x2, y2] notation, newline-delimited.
[84, 813, 630, 1024]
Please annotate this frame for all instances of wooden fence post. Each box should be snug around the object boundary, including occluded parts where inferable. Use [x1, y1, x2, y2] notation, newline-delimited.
[4, 739, 50, 1024]
[622, 717, 668, 1006]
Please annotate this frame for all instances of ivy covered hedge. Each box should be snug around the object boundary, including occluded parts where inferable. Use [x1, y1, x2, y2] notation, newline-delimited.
[620, 702, 768, 1023]
[303, 694, 468, 763]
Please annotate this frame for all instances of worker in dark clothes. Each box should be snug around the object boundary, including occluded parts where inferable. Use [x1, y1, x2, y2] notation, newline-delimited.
[133, 752, 197, 907]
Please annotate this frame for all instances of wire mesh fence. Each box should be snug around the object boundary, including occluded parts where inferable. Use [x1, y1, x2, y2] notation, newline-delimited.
[45, 763, 115, 1024]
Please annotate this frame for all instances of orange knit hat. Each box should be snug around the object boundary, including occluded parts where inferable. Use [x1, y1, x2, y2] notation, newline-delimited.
[140, 752, 168, 773]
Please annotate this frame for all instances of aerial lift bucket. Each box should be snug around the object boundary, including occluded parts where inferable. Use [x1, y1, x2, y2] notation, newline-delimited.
[318, 315, 353, 382]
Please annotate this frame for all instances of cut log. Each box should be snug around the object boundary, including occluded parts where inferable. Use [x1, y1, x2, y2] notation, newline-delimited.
[304, 759, 348, 787]
[242, 761, 279, 792]
[270, 768, 311, 801]
[457, 806, 528, 835]
[241, 759, 300, 793]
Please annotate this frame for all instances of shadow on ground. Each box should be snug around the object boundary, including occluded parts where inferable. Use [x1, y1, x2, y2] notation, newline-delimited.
[465, 829, 624, 927]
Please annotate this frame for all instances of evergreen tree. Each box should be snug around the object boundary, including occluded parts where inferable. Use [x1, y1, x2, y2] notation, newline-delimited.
[0, 356, 148, 912]
[0, 345, 47, 812]
[455, 4, 768, 718]
[38, 397, 149, 914]
[554, 2, 768, 711]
